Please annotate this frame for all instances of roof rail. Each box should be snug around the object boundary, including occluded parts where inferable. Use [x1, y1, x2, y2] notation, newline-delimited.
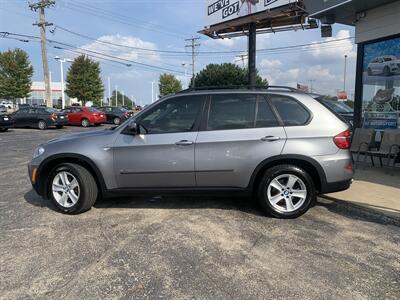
[177, 85, 300, 93]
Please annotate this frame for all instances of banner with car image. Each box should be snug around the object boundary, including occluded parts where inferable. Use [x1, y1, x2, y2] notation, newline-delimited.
[362, 36, 400, 129]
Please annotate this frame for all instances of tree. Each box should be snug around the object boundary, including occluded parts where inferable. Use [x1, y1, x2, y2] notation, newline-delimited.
[193, 63, 268, 88]
[65, 55, 104, 106]
[159, 73, 182, 97]
[109, 90, 135, 108]
[0, 48, 33, 101]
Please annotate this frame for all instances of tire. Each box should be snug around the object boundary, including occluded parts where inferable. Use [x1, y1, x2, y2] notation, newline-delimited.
[383, 66, 391, 76]
[48, 163, 98, 214]
[113, 117, 121, 125]
[257, 164, 316, 219]
[81, 118, 90, 127]
[55, 125, 63, 129]
[94, 123, 101, 127]
[38, 120, 47, 130]
[0, 128, 8, 132]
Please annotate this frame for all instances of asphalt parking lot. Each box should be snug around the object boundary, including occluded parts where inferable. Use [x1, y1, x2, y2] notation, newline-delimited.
[1, 126, 399, 299]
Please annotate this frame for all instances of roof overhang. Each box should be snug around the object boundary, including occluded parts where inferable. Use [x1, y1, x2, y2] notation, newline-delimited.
[303, 0, 398, 26]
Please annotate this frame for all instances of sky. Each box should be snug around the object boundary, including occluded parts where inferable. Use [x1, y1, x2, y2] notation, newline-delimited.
[0, 0, 357, 105]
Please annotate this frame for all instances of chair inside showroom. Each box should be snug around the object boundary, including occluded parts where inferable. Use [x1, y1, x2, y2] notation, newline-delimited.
[366, 129, 400, 168]
[350, 128, 375, 167]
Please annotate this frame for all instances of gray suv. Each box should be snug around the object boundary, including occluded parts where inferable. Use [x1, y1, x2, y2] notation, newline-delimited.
[28, 88, 353, 218]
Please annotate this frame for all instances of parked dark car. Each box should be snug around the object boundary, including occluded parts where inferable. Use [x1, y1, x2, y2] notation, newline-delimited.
[321, 100, 354, 126]
[0, 105, 7, 114]
[13, 107, 68, 130]
[100, 106, 132, 125]
[0, 113, 14, 132]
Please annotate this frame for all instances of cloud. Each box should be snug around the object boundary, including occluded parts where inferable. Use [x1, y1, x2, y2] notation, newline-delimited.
[308, 30, 356, 62]
[77, 34, 161, 63]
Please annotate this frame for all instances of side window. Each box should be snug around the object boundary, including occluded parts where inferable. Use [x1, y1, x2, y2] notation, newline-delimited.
[63, 109, 71, 113]
[207, 94, 256, 130]
[256, 99, 279, 128]
[28, 108, 37, 114]
[270, 95, 310, 126]
[139, 95, 203, 134]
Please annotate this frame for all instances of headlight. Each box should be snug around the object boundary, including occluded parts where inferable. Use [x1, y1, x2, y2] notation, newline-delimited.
[33, 146, 45, 159]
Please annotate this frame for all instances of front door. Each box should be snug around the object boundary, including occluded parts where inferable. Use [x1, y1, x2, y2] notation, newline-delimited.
[113, 95, 205, 188]
[195, 93, 287, 188]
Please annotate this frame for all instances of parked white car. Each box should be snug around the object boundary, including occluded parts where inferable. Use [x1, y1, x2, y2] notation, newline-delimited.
[0, 101, 14, 109]
[367, 55, 400, 76]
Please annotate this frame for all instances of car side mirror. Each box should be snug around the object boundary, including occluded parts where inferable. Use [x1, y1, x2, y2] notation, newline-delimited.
[124, 121, 138, 135]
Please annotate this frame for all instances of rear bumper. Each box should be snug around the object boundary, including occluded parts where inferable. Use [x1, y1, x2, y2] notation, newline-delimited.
[321, 179, 352, 194]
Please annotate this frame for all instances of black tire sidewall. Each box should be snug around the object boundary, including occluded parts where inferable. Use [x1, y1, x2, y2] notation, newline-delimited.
[48, 164, 88, 214]
[258, 165, 315, 218]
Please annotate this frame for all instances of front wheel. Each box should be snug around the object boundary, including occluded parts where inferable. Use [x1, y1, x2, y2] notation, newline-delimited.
[113, 117, 121, 125]
[48, 163, 98, 214]
[257, 165, 316, 218]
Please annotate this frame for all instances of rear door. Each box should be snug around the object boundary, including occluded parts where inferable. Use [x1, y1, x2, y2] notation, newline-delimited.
[26, 108, 39, 127]
[69, 108, 82, 124]
[195, 93, 286, 188]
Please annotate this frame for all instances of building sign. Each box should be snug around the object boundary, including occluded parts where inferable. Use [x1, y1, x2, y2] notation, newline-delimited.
[337, 90, 348, 101]
[361, 36, 400, 130]
[205, 0, 297, 27]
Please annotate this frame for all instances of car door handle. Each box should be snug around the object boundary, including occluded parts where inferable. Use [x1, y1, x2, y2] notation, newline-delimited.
[261, 136, 281, 142]
[175, 140, 194, 146]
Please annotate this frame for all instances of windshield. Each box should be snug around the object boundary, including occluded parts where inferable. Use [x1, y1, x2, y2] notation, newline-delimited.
[45, 108, 58, 113]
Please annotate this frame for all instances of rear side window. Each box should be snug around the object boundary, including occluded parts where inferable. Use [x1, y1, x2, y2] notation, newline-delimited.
[207, 94, 256, 130]
[270, 95, 310, 126]
[256, 99, 279, 128]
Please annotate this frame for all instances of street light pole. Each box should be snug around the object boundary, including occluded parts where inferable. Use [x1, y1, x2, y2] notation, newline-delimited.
[122, 90, 125, 106]
[151, 81, 155, 103]
[54, 56, 72, 109]
[344, 54, 348, 92]
[107, 77, 111, 104]
[115, 85, 118, 107]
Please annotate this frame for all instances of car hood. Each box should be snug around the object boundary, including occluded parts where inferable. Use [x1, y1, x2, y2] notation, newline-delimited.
[47, 128, 116, 144]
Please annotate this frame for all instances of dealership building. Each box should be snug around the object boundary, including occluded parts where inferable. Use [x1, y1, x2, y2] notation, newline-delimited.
[305, 0, 400, 130]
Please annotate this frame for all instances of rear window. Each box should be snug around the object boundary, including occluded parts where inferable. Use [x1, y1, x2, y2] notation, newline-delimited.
[270, 95, 310, 126]
[44, 108, 57, 113]
[88, 107, 100, 112]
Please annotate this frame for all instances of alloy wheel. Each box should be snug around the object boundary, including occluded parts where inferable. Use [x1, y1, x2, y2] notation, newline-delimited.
[266, 174, 307, 213]
[52, 171, 80, 208]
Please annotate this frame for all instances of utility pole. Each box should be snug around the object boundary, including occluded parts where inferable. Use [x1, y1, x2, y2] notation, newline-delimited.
[185, 37, 200, 88]
[236, 54, 247, 68]
[343, 54, 348, 92]
[107, 77, 111, 104]
[115, 86, 118, 107]
[308, 79, 315, 93]
[30, 0, 55, 108]
[248, 23, 257, 89]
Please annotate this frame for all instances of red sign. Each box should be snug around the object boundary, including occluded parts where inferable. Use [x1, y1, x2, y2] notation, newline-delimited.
[337, 91, 348, 101]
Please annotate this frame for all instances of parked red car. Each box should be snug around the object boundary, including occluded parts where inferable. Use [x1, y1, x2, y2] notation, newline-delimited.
[62, 106, 106, 127]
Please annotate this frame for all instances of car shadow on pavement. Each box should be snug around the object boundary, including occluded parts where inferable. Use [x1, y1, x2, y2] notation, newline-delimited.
[24, 189, 400, 226]
[24, 189, 264, 217]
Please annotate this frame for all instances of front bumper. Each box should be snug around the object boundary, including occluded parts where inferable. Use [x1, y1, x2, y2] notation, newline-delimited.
[0, 120, 14, 129]
[28, 162, 43, 196]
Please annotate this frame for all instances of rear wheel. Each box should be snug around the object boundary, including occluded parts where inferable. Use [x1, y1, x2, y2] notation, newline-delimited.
[48, 163, 98, 214]
[257, 165, 316, 218]
[81, 118, 90, 127]
[113, 117, 121, 125]
[38, 120, 47, 130]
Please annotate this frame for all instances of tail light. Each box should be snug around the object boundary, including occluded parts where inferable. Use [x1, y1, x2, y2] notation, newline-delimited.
[333, 130, 351, 149]
[124, 112, 129, 117]
[93, 113, 99, 117]
[49, 114, 58, 120]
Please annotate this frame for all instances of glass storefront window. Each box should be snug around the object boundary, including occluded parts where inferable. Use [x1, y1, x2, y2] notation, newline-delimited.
[361, 35, 400, 132]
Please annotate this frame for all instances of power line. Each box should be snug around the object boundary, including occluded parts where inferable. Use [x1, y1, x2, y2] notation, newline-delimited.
[0, 32, 186, 75]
